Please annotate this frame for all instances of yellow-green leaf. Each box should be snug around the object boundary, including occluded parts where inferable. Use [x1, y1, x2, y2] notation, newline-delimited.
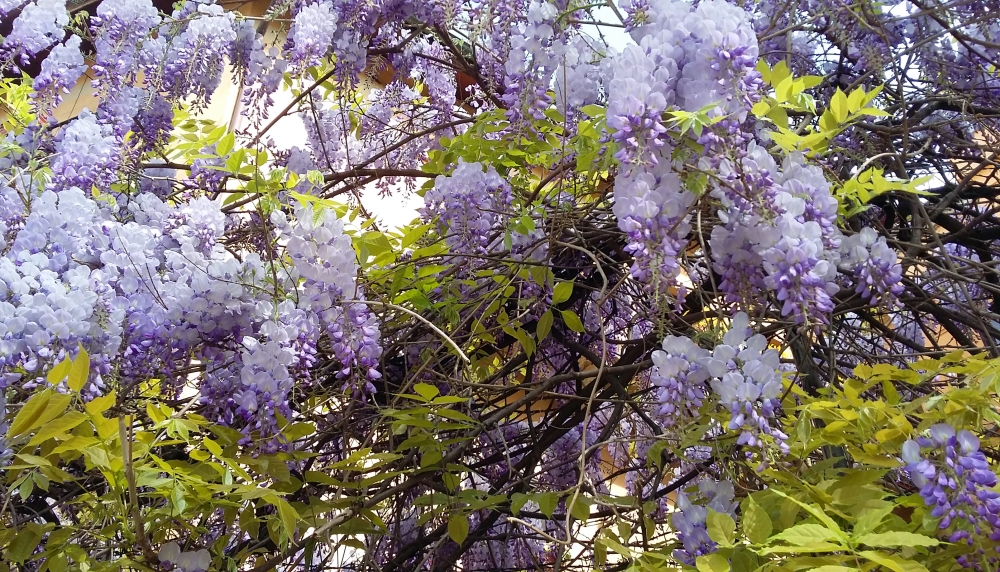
[85, 391, 116, 416]
[768, 489, 846, 540]
[847, 87, 866, 113]
[270, 495, 298, 537]
[830, 88, 849, 123]
[706, 510, 736, 547]
[742, 496, 772, 544]
[561, 310, 585, 333]
[448, 514, 469, 544]
[859, 550, 929, 572]
[771, 523, 842, 546]
[26, 411, 88, 446]
[8, 526, 42, 563]
[855, 532, 939, 548]
[536, 492, 559, 517]
[569, 495, 592, 521]
[67, 349, 90, 392]
[47, 358, 72, 386]
[552, 281, 573, 304]
[8, 391, 51, 438]
[696, 553, 730, 572]
[10, 391, 72, 439]
[413, 383, 439, 401]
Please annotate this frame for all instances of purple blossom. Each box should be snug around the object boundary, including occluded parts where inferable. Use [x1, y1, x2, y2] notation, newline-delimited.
[151, 3, 237, 109]
[841, 227, 904, 302]
[672, 480, 738, 565]
[286, 1, 339, 68]
[90, 0, 162, 91]
[31, 35, 86, 116]
[903, 425, 1000, 546]
[650, 335, 710, 427]
[421, 160, 513, 255]
[1, 0, 69, 68]
[49, 110, 119, 191]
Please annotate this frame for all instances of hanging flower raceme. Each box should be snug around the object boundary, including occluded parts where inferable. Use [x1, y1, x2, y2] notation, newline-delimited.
[285, 0, 340, 69]
[90, 0, 162, 91]
[0, 0, 69, 70]
[650, 334, 711, 427]
[902, 424, 1000, 552]
[708, 313, 788, 455]
[612, 153, 695, 288]
[148, 2, 237, 109]
[279, 204, 384, 394]
[652, 313, 788, 454]
[841, 227, 904, 303]
[503, 0, 560, 123]
[31, 35, 86, 117]
[672, 480, 739, 566]
[421, 160, 513, 255]
[49, 110, 120, 192]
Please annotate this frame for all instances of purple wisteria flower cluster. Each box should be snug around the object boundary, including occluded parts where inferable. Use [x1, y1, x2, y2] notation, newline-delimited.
[652, 312, 788, 453]
[672, 479, 739, 566]
[0, 158, 378, 449]
[605, 0, 763, 290]
[602, 0, 904, 321]
[708, 145, 902, 324]
[421, 160, 514, 255]
[903, 424, 1000, 559]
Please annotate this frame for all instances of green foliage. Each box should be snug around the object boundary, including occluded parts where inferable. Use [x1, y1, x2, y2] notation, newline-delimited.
[750, 62, 929, 217]
[0, 349, 410, 570]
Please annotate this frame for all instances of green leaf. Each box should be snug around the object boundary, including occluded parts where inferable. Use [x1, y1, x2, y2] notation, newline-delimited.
[448, 514, 470, 544]
[536, 310, 553, 342]
[67, 349, 90, 392]
[47, 554, 68, 572]
[203, 437, 223, 457]
[561, 310, 585, 333]
[771, 523, 842, 545]
[830, 88, 849, 123]
[706, 510, 736, 547]
[10, 391, 72, 439]
[759, 542, 843, 555]
[273, 496, 298, 540]
[26, 411, 88, 446]
[552, 281, 573, 304]
[568, 494, 592, 521]
[696, 553, 730, 572]
[768, 489, 846, 540]
[283, 422, 316, 442]
[741, 496, 772, 544]
[855, 532, 939, 548]
[859, 550, 930, 572]
[536, 492, 559, 517]
[852, 504, 894, 537]
[216, 132, 235, 156]
[46, 357, 72, 385]
[511, 493, 530, 515]
[9, 526, 42, 563]
[413, 383, 440, 401]
[506, 326, 536, 356]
